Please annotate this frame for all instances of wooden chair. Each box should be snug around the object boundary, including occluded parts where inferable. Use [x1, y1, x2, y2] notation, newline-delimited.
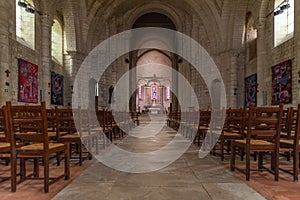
[185, 111, 199, 141]
[230, 104, 283, 181]
[0, 106, 13, 184]
[6, 102, 70, 193]
[214, 108, 245, 161]
[97, 109, 113, 145]
[279, 105, 300, 181]
[55, 107, 92, 166]
[194, 110, 211, 146]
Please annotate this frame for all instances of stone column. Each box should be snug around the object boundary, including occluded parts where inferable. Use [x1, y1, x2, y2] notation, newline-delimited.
[171, 55, 179, 112]
[65, 51, 86, 107]
[229, 51, 238, 108]
[0, 1, 11, 106]
[41, 14, 53, 108]
[129, 51, 137, 112]
[256, 21, 267, 106]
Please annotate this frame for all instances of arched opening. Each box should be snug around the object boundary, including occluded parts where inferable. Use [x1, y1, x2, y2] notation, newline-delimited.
[89, 79, 98, 110]
[130, 12, 177, 113]
[52, 19, 63, 65]
[245, 12, 257, 62]
[274, 0, 294, 47]
[16, 0, 35, 49]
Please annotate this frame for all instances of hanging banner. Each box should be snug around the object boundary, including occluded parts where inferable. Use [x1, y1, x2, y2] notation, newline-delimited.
[51, 71, 64, 105]
[271, 60, 292, 105]
[18, 58, 38, 103]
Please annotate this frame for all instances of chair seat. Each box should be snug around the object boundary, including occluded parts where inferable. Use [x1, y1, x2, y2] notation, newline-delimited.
[60, 133, 80, 139]
[198, 125, 208, 130]
[17, 143, 66, 155]
[0, 142, 10, 152]
[234, 139, 275, 146]
[223, 131, 242, 138]
[280, 139, 300, 145]
[60, 132, 91, 140]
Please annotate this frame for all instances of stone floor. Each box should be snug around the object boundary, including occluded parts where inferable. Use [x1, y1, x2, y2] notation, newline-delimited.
[53, 115, 265, 200]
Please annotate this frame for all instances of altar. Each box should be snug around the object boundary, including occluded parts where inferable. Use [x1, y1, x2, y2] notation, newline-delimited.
[148, 104, 164, 114]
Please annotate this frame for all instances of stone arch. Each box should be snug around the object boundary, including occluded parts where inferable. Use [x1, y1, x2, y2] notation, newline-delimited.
[126, 3, 183, 32]
[16, 0, 35, 49]
[51, 19, 63, 64]
[258, 0, 271, 25]
[61, 0, 77, 52]
[137, 49, 172, 62]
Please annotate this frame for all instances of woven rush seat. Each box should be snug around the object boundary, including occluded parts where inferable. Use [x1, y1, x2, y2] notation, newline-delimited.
[223, 131, 243, 137]
[234, 139, 275, 146]
[18, 143, 65, 151]
[60, 133, 80, 138]
[0, 142, 10, 152]
[48, 131, 68, 138]
[60, 132, 90, 139]
[198, 125, 208, 130]
[280, 138, 300, 145]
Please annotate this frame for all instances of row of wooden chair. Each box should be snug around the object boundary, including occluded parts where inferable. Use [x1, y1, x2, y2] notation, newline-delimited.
[0, 102, 70, 193]
[167, 104, 300, 182]
[0, 102, 138, 193]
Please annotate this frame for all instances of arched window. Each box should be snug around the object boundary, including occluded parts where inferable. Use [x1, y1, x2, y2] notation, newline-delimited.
[274, 0, 294, 47]
[245, 12, 257, 62]
[16, 0, 35, 49]
[51, 19, 63, 64]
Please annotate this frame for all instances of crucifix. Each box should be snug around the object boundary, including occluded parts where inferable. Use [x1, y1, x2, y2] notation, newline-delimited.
[5, 69, 10, 77]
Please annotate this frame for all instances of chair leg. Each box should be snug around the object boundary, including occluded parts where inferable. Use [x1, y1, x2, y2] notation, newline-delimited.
[56, 152, 61, 166]
[293, 151, 298, 182]
[11, 152, 17, 192]
[79, 142, 82, 166]
[65, 145, 70, 180]
[258, 152, 263, 170]
[44, 157, 49, 193]
[246, 150, 250, 181]
[221, 138, 224, 161]
[20, 158, 25, 181]
[274, 151, 279, 181]
[271, 152, 275, 171]
[34, 158, 39, 177]
[230, 144, 236, 171]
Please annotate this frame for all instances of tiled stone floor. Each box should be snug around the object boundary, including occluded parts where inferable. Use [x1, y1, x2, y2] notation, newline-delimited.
[0, 161, 91, 200]
[53, 115, 265, 200]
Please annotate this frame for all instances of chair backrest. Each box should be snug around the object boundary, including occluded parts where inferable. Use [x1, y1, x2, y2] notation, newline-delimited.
[6, 102, 49, 150]
[199, 110, 211, 127]
[0, 106, 9, 142]
[293, 104, 300, 152]
[224, 108, 244, 134]
[46, 108, 57, 131]
[247, 104, 283, 143]
[285, 107, 298, 140]
[96, 109, 106, 128]
[55, 107, 78, 134]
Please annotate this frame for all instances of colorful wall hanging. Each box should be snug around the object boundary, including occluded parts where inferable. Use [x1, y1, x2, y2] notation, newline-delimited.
[245, 73, 257, 107]
[51, 71, 64, 105]
[271, 60, 292, 105]
[18, 58, 38, 103]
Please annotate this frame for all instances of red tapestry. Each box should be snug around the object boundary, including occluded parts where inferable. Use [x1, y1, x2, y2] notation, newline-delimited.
[18, 59, 38, 103]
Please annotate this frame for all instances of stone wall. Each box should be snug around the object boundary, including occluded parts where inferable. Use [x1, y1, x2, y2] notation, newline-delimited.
[1, 0, 300, 110]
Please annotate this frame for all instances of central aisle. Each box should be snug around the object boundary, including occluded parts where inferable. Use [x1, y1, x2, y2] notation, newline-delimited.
[53, 114, 264, 200]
